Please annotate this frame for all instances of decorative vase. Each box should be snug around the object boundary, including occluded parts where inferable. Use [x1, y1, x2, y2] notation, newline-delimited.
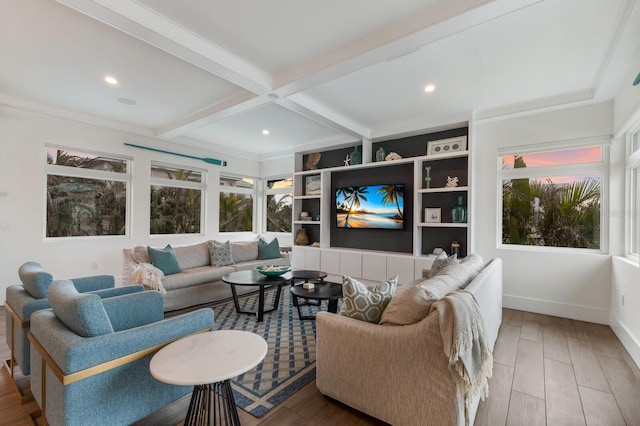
[450, 241, 461, 258]
[349, 146, 362, 165]
[295, 228, 309, 245]
[375, 147, 386, 162]
[451, 196, 467, 223]
[424, 166, 432, 189]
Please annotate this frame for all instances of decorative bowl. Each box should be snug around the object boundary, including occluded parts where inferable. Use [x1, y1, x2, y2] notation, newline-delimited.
[256, 265, 291, 276]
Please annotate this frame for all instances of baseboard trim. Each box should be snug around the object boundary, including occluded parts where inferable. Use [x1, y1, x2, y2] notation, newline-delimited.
[609, 313, 640, 370]
[503, 294, 609, 324]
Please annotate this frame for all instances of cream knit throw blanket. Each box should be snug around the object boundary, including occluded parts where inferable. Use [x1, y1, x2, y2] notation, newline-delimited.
[431, 291, 493, 425]
[131, 263, 166, 295]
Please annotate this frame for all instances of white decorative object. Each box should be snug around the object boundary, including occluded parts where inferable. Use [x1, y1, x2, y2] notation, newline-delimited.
[344, 155, 351, 166]
[445, 176, 459, 188]
[385, 152, 402, 161]
[303, 282, 315, 290]
[425, 208, 441, 223]
[426, 136, 467, 155]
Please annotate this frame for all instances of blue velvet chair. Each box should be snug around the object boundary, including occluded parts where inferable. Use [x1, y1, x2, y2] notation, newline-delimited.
[4, 261, 142, 402]
[28, 279, 214, 426]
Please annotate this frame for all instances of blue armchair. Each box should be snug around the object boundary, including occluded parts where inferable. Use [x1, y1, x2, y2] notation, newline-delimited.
[29, 279, 214, 426]
[4, 261, 142, 402]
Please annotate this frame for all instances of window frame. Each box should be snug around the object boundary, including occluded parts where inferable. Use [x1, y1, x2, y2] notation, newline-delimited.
[45, 145, 131, 240]
[626, 125, 640, 262]
[497, 137, 610, 253]
[149, 161, 206, 236]
[263, 176, 293, 235]
[219, 174, 256, 234]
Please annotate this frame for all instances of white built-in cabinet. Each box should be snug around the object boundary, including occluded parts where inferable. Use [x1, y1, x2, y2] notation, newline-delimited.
[291, 134, 470, 284]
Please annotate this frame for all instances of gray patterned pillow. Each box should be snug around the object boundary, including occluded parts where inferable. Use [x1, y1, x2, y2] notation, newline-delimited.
[428, 251, 458, 278]
[207, 240, 235, 267]
[340, 275, 398, 323]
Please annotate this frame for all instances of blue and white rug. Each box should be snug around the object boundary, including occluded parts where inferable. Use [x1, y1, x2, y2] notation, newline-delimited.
[213, 288, 325, 417]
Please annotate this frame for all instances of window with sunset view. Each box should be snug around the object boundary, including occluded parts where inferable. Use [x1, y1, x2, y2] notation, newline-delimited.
[500, 142, 607, 250]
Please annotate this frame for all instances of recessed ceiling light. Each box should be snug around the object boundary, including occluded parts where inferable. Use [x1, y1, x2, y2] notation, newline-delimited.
[105, 75, 118, 85]
[262, 129, 270, 135]
[424, 84, 436, 93]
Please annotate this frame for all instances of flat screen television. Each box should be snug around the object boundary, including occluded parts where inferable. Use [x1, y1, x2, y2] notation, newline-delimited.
[335, 184, 405, 229]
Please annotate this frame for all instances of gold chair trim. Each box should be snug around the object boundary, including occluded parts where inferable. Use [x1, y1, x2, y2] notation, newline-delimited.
[28, 327, 210, 386]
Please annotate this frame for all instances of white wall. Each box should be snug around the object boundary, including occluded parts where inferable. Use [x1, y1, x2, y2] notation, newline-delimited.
[0, 106, 266, 304]
[471, 101, 614, 324]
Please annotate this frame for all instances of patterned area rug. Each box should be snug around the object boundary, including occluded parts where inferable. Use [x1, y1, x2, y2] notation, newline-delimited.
[212, 288, 326, 417]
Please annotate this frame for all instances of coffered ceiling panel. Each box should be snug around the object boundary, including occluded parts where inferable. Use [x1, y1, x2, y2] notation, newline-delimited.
[0, 0, 247, 128]
[186, 103, 351, 156]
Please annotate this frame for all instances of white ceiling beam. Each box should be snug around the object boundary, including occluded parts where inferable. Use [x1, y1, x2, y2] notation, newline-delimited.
[57, 0, 273, 94]
[272, 0, 544, 97]
[155, 92, 266, 138]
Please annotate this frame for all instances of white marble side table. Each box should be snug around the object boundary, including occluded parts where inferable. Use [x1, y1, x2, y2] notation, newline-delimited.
[150, 330, 268, 425]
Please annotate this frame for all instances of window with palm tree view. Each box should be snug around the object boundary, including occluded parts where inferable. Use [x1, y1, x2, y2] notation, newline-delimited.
[265, 178, 292, 233]
[150, 163, 204, 234]
[46, 147, 129, 237]
[500, 144, 605, 249]
[220, 175, 254, 232]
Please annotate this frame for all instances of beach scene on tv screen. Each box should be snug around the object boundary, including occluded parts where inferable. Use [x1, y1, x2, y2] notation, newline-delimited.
[336, 184, 404, 229]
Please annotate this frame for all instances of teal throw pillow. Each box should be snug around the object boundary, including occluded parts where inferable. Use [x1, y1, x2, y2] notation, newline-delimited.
[207, 240, 235, 267]
[340, 275, 398, 323]
[428, 251, 458, 278]
[258, 238, 280, 260]
[147, 245, 181, 275]
[18, 261, 53, 299]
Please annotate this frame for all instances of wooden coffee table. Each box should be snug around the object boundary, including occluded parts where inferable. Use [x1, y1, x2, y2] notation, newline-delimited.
[222, 270, 292, 322]
[150, 330, 267, 426]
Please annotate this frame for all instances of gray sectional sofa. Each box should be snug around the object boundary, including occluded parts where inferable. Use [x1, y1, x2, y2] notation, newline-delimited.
[122, 240, 289, 311]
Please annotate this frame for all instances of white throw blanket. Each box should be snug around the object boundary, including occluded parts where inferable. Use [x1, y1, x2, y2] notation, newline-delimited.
[132, 263, 166, 295]
[430, 290, 493, 425]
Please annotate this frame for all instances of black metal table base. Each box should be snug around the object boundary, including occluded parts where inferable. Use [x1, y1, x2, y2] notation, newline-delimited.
[185, 381, 240, 426]
[291, 292, 339, 320]
[229, 284, 283, 322]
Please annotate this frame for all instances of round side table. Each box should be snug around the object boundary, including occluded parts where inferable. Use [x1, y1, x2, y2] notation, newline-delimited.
[150, 330, 267, 425]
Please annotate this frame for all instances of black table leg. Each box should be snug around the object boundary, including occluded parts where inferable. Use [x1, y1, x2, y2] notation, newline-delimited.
[327, 299, 339, 313]
[257, 285, 265, 322]
[184, 381, 240, 426]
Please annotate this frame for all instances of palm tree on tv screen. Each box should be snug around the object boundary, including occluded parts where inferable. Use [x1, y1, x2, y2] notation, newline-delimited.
[376, 184, 404, 219]
[342, 186, 369, 227]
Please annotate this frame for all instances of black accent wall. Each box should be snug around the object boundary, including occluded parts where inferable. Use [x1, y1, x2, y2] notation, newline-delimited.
[331, 163, 413, 253]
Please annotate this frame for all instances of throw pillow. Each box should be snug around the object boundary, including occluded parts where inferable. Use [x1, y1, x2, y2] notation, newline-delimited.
[258, 238, 281, 260]
[428, 251, 458, 278]
[340, 275, 398, 323]
[419, 265, 467, 300]
[18, 261, 53, 299]
[147, 245, 181, 275]
[379, 286, 436, 326]
[207, 240, 235, 267]
[215, 239, 259, 262]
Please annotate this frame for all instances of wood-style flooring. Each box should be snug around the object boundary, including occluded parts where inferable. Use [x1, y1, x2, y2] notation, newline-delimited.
[0, 306, 639, 425]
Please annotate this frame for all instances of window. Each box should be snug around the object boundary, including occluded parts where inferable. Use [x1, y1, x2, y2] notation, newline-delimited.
[219, 175, 254, 232]
[265, 178, 292, 233]
[46, 147, 129, 238]
[499, 141, 607, 250]
[628, 129, 640, 256]
[150, 163, 204, 234]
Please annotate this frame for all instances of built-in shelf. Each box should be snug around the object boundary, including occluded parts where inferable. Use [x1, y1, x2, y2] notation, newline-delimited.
[417, 222, 468, 228]
[293, 195, 321, 200]
[293, 220, 320, 225]
[417, 186, 469, 194]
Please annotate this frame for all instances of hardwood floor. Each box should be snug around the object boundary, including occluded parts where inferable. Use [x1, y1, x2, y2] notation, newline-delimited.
[1, 306, 639, 425]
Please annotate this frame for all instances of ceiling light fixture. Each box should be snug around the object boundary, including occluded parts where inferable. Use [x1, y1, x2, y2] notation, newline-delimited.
[104, 75, 118, 85]
[262, 129, 270, 135]
[424, 84, 436, 93]
[117, 97, 136, 105]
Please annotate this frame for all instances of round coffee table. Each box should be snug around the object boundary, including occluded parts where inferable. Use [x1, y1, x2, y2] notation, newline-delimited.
[150, 330, 267, 426]
[222, 270, 292, 322]
[290, 280, 343, 320]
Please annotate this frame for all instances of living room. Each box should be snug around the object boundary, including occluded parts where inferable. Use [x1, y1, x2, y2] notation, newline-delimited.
[1, 0, 640, 424]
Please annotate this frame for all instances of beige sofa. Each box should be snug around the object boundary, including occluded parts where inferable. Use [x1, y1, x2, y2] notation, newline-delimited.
[122, 240, 289, 311]
[316, 256, 502, 426]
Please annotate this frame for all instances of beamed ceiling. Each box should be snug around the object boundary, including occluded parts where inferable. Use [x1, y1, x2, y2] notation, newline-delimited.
[1, 0, 639, 160]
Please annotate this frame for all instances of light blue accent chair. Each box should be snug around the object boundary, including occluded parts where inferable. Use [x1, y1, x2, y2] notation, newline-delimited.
[29, 279, 214, 426]
[4, 261, 141, 394]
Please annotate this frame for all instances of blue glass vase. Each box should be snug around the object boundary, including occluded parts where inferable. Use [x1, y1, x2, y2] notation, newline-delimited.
[349, 146, 362, 165]
[451, 196, 467, 223]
